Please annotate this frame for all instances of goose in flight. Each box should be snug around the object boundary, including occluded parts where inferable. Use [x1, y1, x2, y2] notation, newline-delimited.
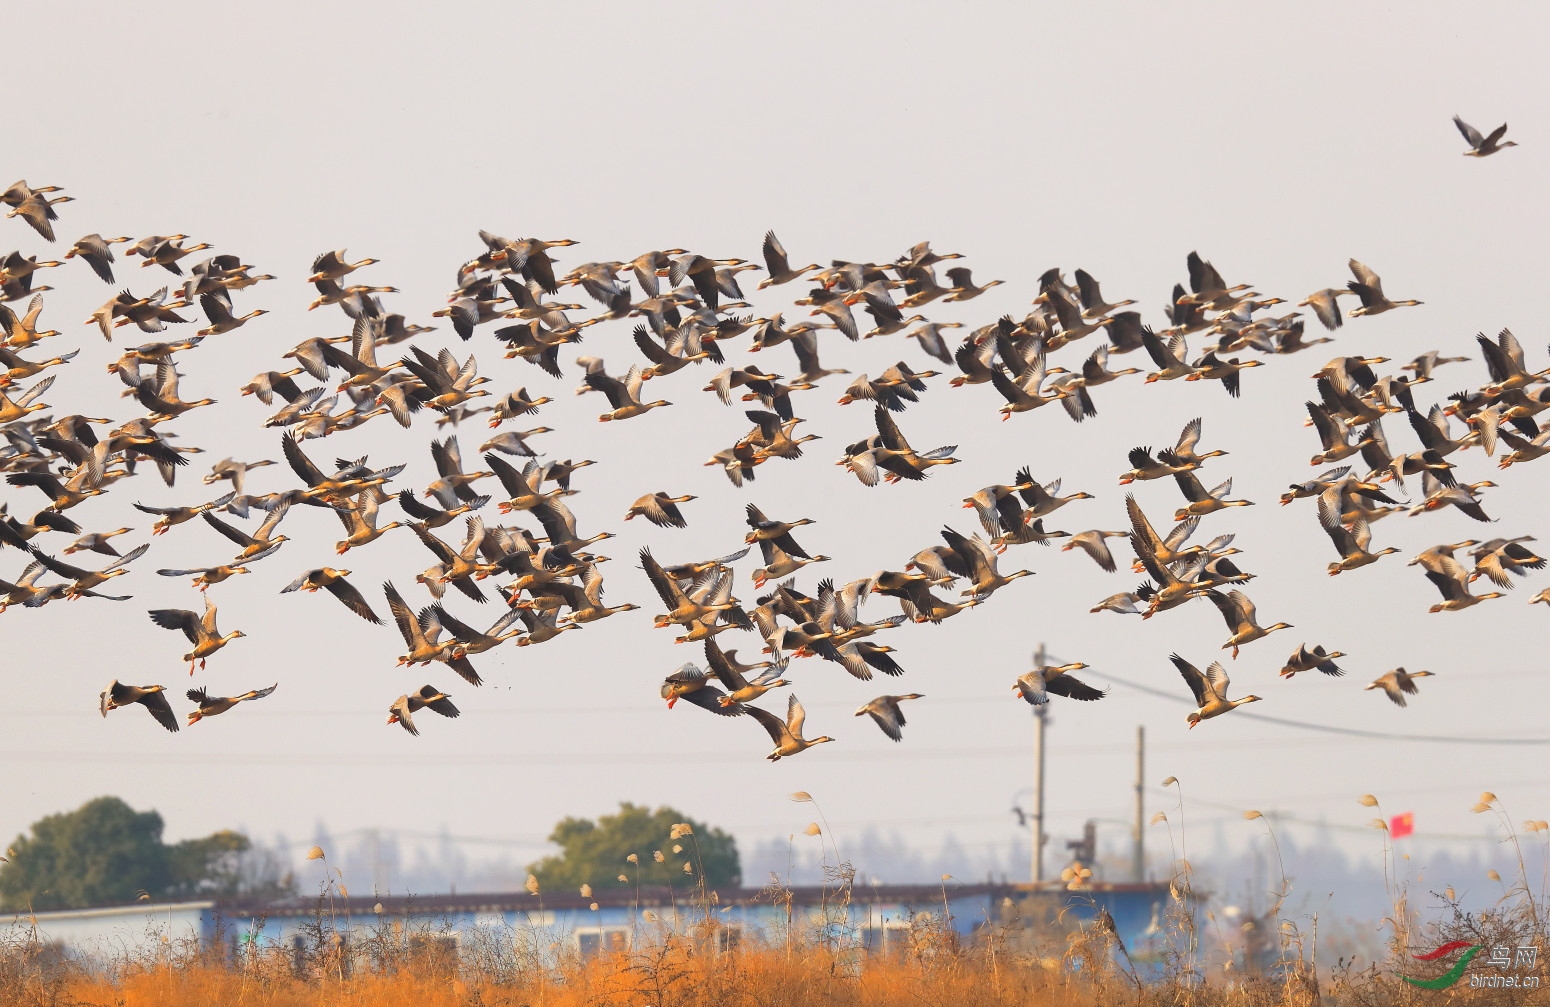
[1014, 661, 1104, 705]
[1346, 259, 1421, 317]
[757, 230, 818, 289]
[64, 234, 130, 284]
[940, 526, 1032, 599]
[186, 683, 277, 724]
[746, 693, 833, 761]
[1204, 589, 1291, 658]
[660, 662, 743, 715]
[280, 568, 382, 623]
[1420, 558, 1505, 613]
[308, 249, 379, 283]
[1172, 654, 1261, 727]
[1319, 496, 1399, 575]
[1060, 530, 1129, 572]
[1365, 668, 1434, 707]
[641, 547, 737, 628]
[706, 639, 790, 707]
[1279, 644, 1346, 679]
[148, 597, 246, 673]
[1468, 538, 1545, 588]
[156, 559, 266, 592]
[133, 492, 236, 536]
[1073, 268, 1135, 319]
[387, 686, 460, 736]
[25, 531, 144, 594]
[202, 498, 291, 561]
[1453, 115, 1516, 157]
[584, 363, 671, 422]
[1297, 288, 1353, 331]
[1172, 471, 1253, 521]
[855, 693, 924, 741]
[99, 680, 178, 733]
[626, 492, 696, 529]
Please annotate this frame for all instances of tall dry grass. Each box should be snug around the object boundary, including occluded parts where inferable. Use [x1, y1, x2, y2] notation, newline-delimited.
[4, 791, 1549, 1005]
[4, 857, 1545, 1007]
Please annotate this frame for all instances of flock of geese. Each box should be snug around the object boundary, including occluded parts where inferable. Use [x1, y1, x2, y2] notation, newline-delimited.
[0, 120, 1534, 753]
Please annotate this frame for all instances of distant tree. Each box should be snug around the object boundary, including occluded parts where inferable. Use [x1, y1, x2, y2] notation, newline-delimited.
[0, 797, 169, 910]
[528, 803, 740, 892]
[0, 797, 295, 911]
[165, 829, 294, 900]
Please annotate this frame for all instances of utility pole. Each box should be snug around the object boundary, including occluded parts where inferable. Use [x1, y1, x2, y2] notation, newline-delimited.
[1133, 725, 1145, 882]
[1031, 643, 1048, 883]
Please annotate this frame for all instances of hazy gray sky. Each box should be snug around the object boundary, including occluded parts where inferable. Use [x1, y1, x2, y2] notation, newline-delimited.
[5, 2, 1547, 900]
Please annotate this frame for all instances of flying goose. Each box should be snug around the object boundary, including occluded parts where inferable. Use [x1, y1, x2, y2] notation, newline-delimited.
[641, 547, 737, 627]
[308, 249, 379, 283]
[746, 693, 833, 760]
[1119, 447, 1191, 485]
[706, 639, 790, 707]
[757, 230, 818, 288]
[63, 527, 133, 557]
[6, 189, 73, 242]
[280, 568, 382, 623]
[840, 406, 960, 485]
[943, 267, 1003, 301]
[1297, 288, 1353, 331]
[1319, 496, 1399, 575]
[156, 559, 265, 591]
[133, 492, 236, 536]
[584, 363, 671, 421]
[1420, 560, 1504, 613]
[660, 662, 743, 715]
[335, 492, 404, 553]
[751, 537, 829, 588]
[1365, 668, 1434, 707]
[1128, 497, 1207, 618]
[1141, 328, 1196, 382]
[203, 457, 276, 495]
[1172, 654, 1261, 727]
[1073, 268, 1135, 319]
[1061, 530, 1129, 572]
[31, 542, 150, 599]
[1278, 644, 1346, 679]
[1346, 259, 1421, 317]
[186, 683, 277, 724]
[1014, 662, 1104, 705]
[1181, 251, 1252, 311]
[100, 680, 178, 733]
[64, 234, 130, 283]
[940, 526, 1032, 599]
[1204, 589, 1291, 658]
[1090, 591, 1143, 615]
[431, 605, 522, 653]
[387, 686, 460, 736]
[626, 492, 696, 529]
[1306, 402, 1373, 466]
[1172, 471, 1253, 520]
[1452, 115, 1516, 157]
[855, 693, 924, 741]
[202, 498, 291, 560]
[1468, 538, 1545, 588]
[1407, 541, 1480, 577]
[148, 597, 245, 673]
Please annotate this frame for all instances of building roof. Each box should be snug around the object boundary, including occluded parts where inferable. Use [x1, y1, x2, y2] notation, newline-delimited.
[212, 880, 1174, 918]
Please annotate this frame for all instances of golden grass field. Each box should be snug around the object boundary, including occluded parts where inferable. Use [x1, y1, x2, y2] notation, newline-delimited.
[4, 874, 1548, 1007]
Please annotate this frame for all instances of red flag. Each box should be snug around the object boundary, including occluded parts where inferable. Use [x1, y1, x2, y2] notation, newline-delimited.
[1390, 812, 1414, 839]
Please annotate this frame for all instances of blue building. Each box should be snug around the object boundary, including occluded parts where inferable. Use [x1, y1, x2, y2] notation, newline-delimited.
[14, 880, 1187, 966]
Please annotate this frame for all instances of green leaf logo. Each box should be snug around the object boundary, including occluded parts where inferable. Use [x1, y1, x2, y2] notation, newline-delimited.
[1401, 944, 1481, 989]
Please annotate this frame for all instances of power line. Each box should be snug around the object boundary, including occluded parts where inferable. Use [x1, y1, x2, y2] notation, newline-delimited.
[1093, 671, 1550, 745]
